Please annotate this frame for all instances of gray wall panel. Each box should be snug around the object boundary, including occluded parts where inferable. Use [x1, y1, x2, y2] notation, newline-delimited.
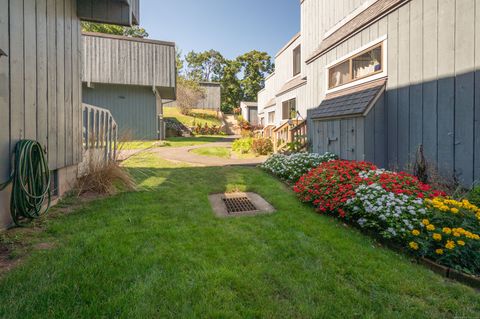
[82, 33, 176, 98]
[0, 0, 9, 182]
[1, 0, 83, 173]
[305, 0, 479, 185]
[82, 83, 157, 140]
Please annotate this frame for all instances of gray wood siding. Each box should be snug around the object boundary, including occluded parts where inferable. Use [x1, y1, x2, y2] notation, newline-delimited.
[309, 94, 385, 165]
[306, 0, 480, 185]
[165, 82, 221, 110]
[301, 0, 372, 60]
[0, 0, 83, 182]
[82, 33, 176, 98]
[196, 83, 221, 110]
[82, 83, 158, 140]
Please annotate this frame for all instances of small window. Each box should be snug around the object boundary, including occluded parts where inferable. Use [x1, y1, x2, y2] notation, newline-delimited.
[268, 111, 275, 124]
[282, 98, 296, 120]
[293, 45, 301, 76]
[328, 43, 383, 89]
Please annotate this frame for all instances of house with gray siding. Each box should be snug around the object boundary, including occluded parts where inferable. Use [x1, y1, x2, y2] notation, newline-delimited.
[0, 0, 140, 228]
[261, 0, 480, 186]
[82, 32, 176, 140]
[164, 81, 221, 110]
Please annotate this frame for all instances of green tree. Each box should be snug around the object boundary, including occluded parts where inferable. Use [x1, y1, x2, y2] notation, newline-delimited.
[81, 22, 149, 38]
[237, 50, 274, 102]
[176, 47, 185, 76]
[219, 60, 242, 110]
[185, 50, 225, 82]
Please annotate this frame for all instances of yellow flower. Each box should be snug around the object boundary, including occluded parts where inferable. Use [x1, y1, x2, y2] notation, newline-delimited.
[409, 242, 419, 250]
[450, 208, 459, 214]
[457, 240, 465, 246]
[435, 249, 444, 255]
[442, 227, 452, 235]
[411, 229, 420, 236]
[422, 219, 430, 226]
[426, 224, 435, 231]
[432, 233, 442, 241]
[453, 232, 461, 237]
[445, 240, 456, 250]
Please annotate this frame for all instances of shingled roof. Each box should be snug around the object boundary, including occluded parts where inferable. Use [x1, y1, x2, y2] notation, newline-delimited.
[310, 79, 386, 119]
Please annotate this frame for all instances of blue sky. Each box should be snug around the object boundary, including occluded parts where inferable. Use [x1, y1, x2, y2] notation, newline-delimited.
[140, 0, 301, 60]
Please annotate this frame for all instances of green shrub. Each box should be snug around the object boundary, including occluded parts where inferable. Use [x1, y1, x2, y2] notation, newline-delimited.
[467, 186, 480, 207]
[232, 138, 253, 154]
[252, 138, 273, 156]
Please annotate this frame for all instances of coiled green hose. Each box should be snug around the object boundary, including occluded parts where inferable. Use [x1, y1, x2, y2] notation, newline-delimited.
[0, 140, 51, 226]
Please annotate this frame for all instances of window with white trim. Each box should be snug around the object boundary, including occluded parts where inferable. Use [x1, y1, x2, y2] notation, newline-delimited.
[282, 98, 296, 120]
[293, 45, 301, 76]
[328, 43, 383, 89]
[268, 111, 275, 124]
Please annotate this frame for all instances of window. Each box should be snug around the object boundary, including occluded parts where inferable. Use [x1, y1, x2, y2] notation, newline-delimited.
[282, 98, 297, 120]
[268, 111, 275, 124]
[328, 43, 383, 89]
[293, 45, 301, 76]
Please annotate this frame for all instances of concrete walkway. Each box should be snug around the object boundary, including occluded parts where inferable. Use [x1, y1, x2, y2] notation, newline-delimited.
[151, 137, 267, 167]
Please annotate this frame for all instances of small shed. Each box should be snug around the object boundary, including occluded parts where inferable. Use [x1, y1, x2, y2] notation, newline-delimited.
[164, 81, 221, 110]
[240, 101, 259, 126]
[82, 32, 176, 140]
[307, 79, 387, 167]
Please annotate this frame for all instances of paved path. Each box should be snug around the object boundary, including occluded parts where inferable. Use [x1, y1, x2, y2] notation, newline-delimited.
[151, 137, 267, 167]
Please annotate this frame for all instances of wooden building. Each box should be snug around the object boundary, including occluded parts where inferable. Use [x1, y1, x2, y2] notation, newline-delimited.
[240, 102, 259, 126]
[261, 0, 480, 186]
[164, 81, 221, 111]
[0, 0, 140, 228]
[82, 32, 176, 140]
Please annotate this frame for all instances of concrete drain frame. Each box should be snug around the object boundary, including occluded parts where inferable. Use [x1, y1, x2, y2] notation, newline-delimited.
[208, 192, 275, 217]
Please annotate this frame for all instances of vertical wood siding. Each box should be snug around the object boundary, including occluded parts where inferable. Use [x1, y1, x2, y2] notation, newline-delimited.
[195, 83, 221, 110]
[82, 33, 176, 93]
[82, 83, 157, 140]
[0, 0, 82, 182]
[305, 0, 479, 185]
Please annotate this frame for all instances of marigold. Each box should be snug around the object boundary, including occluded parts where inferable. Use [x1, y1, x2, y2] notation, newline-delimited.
[457, 240, 466, 246]
[422, 219, 430, 226]
[426, 224, 435, 231]
[445, 240, 456, 250]
[411, 229, 420, 236]
[409, 242, 419, 250]
[442, 227, 452, 235]
[435, 249, 444, 255]
[450, 208, 459, 214]
[432, 233, 442, 241]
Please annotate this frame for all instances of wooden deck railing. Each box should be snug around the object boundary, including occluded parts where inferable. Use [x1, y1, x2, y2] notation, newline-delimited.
[272, 120, 307, 153]
[82, 103, 118, 162]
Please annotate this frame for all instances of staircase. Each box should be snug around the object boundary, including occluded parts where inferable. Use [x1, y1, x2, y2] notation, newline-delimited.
[272, 120, 308, 153]
[224, 114, 241, 135]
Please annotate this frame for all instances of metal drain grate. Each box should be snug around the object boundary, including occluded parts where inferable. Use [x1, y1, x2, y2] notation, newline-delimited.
[222, 197, 257, 213]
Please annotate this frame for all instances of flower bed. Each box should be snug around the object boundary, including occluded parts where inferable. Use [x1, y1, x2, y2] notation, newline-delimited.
[261, 152, 338, 183]
[287, 158, 480, 277]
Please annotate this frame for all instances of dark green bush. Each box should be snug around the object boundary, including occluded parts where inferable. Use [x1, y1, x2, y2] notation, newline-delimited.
[467, 186, 480, 207]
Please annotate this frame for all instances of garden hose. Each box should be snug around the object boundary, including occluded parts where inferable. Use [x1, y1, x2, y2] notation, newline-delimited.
[0, 140, 51, 226]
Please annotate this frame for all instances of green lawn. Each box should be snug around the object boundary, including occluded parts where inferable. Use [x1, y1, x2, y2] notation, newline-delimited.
[119, 140, 161, 150]
[119, 136, 225, 151]
[190, 146, 262, 160]
[191, 146, 231, 158]
[0, 152, 478, 318]
[164, 107, 222, 127]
